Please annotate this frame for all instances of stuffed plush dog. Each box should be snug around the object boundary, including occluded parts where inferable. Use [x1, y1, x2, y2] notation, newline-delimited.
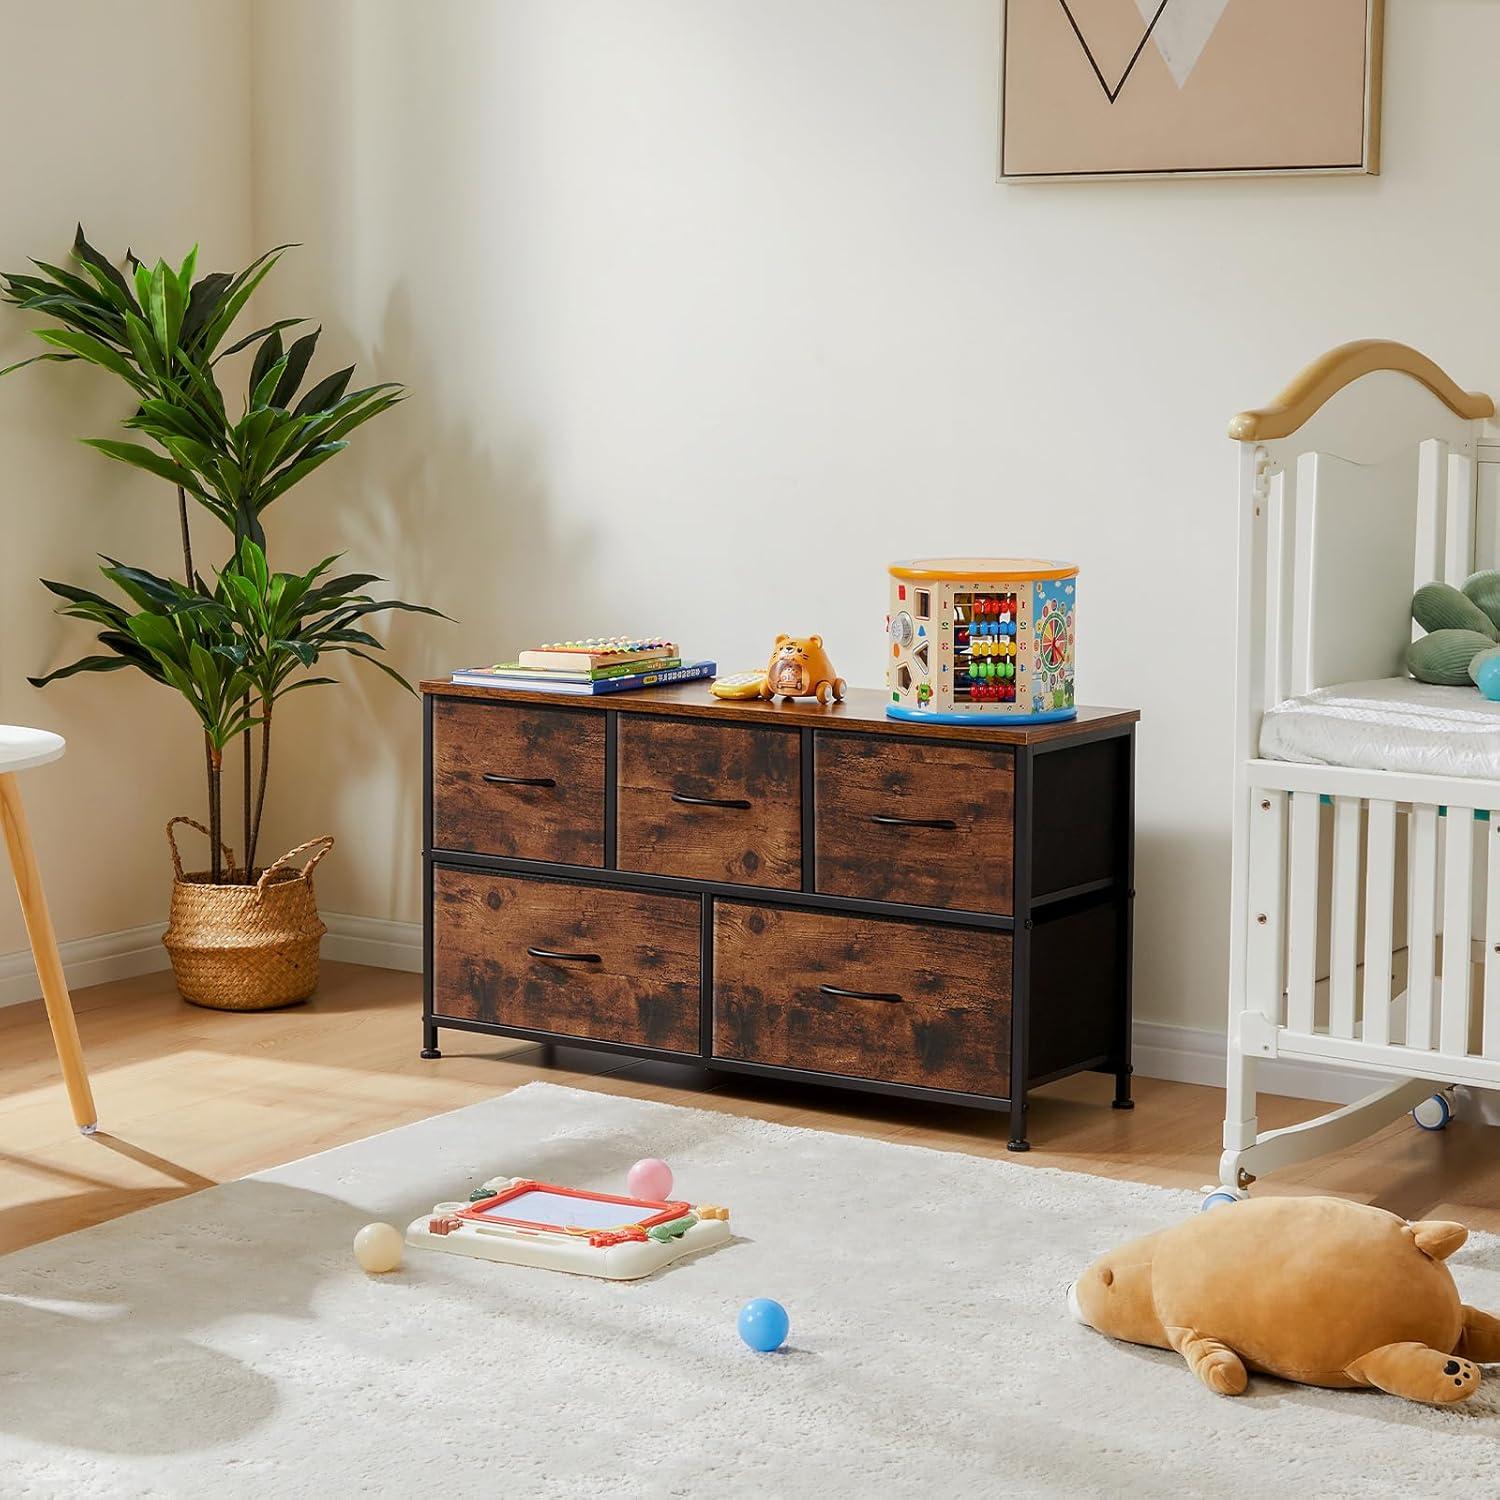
[1069, 1196, 1500, 1404]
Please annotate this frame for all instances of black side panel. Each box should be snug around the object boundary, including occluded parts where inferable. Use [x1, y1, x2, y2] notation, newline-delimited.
[1028, 901, 1120, 1081]
[1031, 738, 1124, 897]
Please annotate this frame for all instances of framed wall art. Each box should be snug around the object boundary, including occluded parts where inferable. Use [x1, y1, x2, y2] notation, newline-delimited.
[999, 0, 1384, 181]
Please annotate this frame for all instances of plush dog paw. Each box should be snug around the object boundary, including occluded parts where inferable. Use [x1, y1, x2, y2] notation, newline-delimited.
[1436, 1357, 1481, 1403]
[1348, 1343, 1482, 1404]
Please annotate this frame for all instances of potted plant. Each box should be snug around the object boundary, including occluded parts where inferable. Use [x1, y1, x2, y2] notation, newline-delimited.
[1, 228, 440, 1009]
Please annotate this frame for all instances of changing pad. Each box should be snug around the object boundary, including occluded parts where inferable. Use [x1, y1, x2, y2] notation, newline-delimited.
[1259, 677, 1500, 780]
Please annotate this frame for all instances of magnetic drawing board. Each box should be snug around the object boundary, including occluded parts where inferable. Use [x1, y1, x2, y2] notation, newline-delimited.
[410, 1176, 732, 1281]
[460, 1181, 686, 1233]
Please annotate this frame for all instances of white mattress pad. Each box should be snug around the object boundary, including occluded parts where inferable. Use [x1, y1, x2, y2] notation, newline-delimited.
[1259, 677, 1500, 780]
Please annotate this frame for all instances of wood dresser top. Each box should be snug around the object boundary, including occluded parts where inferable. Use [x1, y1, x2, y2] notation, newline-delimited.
[419, 680, 1138, 747]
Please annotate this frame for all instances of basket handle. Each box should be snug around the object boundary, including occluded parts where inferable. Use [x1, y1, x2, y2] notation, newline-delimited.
[166, 817, 238, 882]
[256, 834, 335, 898]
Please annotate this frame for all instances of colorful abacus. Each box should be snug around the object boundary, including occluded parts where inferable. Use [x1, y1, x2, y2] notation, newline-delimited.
[886, 558, 1077, 725]
[958, 591, 1019, 703]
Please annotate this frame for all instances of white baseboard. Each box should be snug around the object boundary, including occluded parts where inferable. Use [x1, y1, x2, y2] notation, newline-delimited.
[0, 910, 420, 1010]
[320, 912, 423, 973]
[0, 922, 170, 1009]
[1131, 1020, 1378, 1105]
[0, 912, 1394, 1108]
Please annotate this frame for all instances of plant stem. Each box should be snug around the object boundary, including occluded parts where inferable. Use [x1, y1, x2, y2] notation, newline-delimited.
[207, 742, 224, 886]
[247, 708, 272, 876]
[176, 484, 194, 582]
[241, 694, 252, 875]
[202, 732, 218, 879]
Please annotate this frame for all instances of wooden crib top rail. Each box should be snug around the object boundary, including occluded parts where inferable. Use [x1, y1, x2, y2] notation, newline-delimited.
[1228, 339, 1493, 442]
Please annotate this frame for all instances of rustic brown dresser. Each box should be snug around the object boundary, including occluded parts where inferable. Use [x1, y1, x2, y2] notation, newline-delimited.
[419, 681, 1138, 1149]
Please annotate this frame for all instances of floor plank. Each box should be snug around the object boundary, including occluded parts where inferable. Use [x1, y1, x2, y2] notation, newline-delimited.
[2, 960, 1496, 1255]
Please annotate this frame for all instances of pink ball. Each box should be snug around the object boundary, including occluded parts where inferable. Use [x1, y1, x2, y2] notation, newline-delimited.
[628, 1158, 674, 1201]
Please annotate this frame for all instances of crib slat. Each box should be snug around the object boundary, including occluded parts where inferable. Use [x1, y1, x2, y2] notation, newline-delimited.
[1285, 791, 1320, 1034]
[1328, 796, 1361, 1039]
[1262, 471, 1291, 708]
[1485, 819, 1500, 1059]
[1361, 799, 1396, 1047]
[1408, 804, 1439, 1050]
[1291, 452, 1318, 695]
[1415, 439, 1448, 616]
[1246, 789, 1287, 1027]
[1446, 452, 1475, 585]
[1440, 808, 1475, 1058]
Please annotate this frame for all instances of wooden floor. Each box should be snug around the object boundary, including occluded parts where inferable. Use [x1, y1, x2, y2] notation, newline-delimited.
[3, 960, 1499, 1256]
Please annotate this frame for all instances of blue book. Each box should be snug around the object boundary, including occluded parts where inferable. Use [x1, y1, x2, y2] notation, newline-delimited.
[450, 660, 717, 695]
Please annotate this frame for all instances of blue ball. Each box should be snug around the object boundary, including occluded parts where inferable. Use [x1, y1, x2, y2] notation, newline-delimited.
[737, 1297, 790, 1352]
[1478, 656, 1500, 701]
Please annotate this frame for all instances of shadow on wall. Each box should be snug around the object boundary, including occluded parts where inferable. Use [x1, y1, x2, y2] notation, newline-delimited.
[264, 280, 595, 922]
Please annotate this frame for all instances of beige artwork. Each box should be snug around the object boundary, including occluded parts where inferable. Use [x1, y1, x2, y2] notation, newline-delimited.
[1001, 0, 1382, 180]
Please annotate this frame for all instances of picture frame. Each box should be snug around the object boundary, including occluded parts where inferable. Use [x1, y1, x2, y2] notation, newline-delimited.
[999, 0, 1384, 182]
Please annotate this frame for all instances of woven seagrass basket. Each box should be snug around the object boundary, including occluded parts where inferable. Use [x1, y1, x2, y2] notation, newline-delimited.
[161, 817, 334, 1011]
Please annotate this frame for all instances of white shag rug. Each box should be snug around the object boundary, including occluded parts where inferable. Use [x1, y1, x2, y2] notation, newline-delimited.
[3, 1083, 1499, 1498]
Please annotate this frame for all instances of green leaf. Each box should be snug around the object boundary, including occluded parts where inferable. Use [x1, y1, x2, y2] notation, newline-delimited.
[28, 654, 140, 687]
[211, 317, 306, 364]
[179, 271, 234, 348]
[249, 354, 288, 413]
[0, 352, 77, 378]
[248, 329, 283, 398]
[28, 258, 108, 306]
[196, 245, 295, 358]
[72, 225, 139, 311]
[33, 328, 142, 386]
[147, 259, 185, 359]
[256, 440, 346, 506]
[80, 438, 204, 492]
[293, 364, 354, 416]
[345, 647, 416, 693]
[122, 311, 166, 381]
[271, 327, 319, 408]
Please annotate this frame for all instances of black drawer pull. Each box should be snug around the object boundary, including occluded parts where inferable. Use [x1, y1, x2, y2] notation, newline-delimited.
[869, 814, 957, 830]
[526, 946, 602, 964]
[819, 983, 903, 1004]
[483, 773, 557, 788]
[671, 793, 752, 810]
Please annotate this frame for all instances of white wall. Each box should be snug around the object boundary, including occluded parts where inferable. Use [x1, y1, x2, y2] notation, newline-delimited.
[0, 2, 253, 962]
[238, 0, 1500, 1032]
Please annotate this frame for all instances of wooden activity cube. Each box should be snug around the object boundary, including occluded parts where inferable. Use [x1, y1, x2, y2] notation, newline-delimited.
[887, 558, 1078, 725]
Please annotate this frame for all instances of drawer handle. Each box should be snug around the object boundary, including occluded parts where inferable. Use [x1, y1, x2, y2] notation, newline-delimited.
[869, 814, 957, 830]
[819, 983, 903, 1004]
[670, 793, 752, 810]
[483, 773, 557, 789]
[526, 946, 602, 964]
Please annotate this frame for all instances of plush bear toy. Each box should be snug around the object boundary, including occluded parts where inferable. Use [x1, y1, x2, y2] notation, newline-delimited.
[1069, 1196, 1500, 1404]
[1407, 573, 1500, 694]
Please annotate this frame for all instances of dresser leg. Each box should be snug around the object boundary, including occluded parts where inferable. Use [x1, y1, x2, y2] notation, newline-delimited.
[1007, 1095, 1031, 1152]
[1112, 1065, 1135, 1110]
[421, 1021, 441, 1059]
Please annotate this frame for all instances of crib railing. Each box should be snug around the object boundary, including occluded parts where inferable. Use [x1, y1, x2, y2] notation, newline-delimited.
[1243, 761, 1500, 1088]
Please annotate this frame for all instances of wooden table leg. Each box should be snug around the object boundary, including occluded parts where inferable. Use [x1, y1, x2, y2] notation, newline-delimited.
[0, 772, 97, 1133]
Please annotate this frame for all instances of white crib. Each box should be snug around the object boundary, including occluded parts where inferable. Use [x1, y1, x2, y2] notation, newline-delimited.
[1219, 340, 1500, 1203]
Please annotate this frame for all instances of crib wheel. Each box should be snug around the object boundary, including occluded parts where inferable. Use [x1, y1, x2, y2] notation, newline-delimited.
[1201, 1189, 1247, 1212]
[1412, 1092, 1454, 1132]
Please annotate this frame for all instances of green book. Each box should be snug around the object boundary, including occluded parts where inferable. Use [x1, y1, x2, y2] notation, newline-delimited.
[455, 657, 683, 684]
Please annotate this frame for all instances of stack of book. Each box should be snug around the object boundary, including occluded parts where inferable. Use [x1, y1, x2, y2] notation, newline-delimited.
[450, 637, 716, 695]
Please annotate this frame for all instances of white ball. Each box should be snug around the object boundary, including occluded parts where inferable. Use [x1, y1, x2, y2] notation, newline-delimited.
[353, 1221, 405, 1274]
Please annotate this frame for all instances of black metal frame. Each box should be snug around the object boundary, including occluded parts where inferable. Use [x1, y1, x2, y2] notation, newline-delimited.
[420, 696, 1136, 1141]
